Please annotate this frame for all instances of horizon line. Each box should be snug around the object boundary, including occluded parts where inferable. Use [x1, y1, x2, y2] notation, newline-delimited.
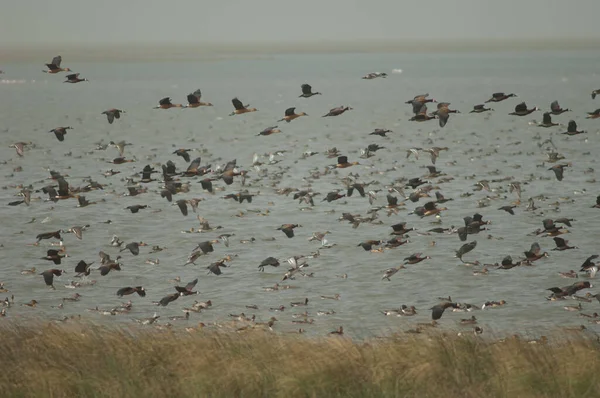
[1, 38, 599, 62]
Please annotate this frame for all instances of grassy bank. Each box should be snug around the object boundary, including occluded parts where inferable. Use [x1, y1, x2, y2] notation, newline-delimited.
[1, 322, 599, 398]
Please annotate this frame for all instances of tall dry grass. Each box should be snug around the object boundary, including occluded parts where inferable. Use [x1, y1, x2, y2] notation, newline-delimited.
[0, 321, 599, 398]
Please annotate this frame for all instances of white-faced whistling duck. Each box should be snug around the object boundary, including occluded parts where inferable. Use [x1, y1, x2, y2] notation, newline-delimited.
[485, 92, 516, 103]
[41, 249, 68, 265]
[277, 224, 301, 238]
[259, 257, 280, 272]
[431, 302, 459, 320]
[563, 120, 586, 136]
[552, 237, 577, 251]
[64, 73, 88, 83]
[257, 126, 281, 136]
[538, 112, 558, 128]
[509, 102, 538, 116]
[49, 126, 72, 142]
[279, 107, 308, 123]
[592, 90, 600, 100]
[74, 260, 93, 277]
[322, 106, 352, 117]
[434, 103, 456, 128]
[548, 163, 570, 181]
[299, 83, 321, 98]
[43, 56, 70, 73]
[456, 241, 477, 262]
[410, 104, 435, 122]
[229, 97, 257, 116]
[154, 97, 185, 109]
[586, 109, 600, 119]
[102, 109, 125, 124]
[470, 104, 493, 113]
[186, 89, 213, 107]
[550, 100, 570, 115]
[335, 155, 359, 168]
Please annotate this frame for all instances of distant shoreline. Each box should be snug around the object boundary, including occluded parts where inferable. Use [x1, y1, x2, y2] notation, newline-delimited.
[1, 38, 599, 62]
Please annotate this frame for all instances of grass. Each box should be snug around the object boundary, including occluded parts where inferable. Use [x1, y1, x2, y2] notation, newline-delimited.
[1, 321, 599, 398]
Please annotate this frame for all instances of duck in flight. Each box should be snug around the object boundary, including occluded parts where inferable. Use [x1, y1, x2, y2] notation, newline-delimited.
[64, 73, 88, 83]
[154, 97, 185, 109]
[186, 89, 213, 107]
[229, 97, 257, 116]
[102, 109, 125, 124]
[49, 127, 73, 142]
[562, 120, 586, 136]
[538, 112, 558, 128]
[549, 100, 570, 115]
[509, 102, 538, 116]
[299, 84, 321, 98]
[470, 104, 493, 113]
[485, 92, 516, 103]
[322, 106, 352, 117]
[43, 56, 70, 74]
[278, 107, 307, 123]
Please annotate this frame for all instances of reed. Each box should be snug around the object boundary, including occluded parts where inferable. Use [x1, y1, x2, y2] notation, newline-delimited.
[0, 321, 599, 398]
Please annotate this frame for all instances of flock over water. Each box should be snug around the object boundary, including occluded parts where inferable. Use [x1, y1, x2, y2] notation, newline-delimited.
[2, 53, 600, 338]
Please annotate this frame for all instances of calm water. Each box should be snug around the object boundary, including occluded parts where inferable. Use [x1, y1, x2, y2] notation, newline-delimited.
[1, 50, 599, 338]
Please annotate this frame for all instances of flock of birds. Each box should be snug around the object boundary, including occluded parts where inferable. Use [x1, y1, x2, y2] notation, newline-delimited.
[2, 54, 600, 338]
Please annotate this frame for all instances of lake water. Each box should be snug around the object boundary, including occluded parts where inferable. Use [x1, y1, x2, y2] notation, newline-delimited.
[1, 49, 599, 338]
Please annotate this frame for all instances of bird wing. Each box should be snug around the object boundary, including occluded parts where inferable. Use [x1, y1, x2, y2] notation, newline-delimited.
[284, 107, 296, 117]
[301, 84, 311, 95]
[232, 97, 245, 110]
[550, 100, 560, 113]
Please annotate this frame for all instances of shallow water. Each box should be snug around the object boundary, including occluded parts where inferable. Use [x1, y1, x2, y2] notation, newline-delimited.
[0, 50, 599, 338]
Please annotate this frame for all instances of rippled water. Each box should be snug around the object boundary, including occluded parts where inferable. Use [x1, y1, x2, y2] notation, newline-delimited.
[1, 50, 599, 337]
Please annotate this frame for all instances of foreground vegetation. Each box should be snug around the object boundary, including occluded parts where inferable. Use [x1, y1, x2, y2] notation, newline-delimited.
[1, 321, 599, 398]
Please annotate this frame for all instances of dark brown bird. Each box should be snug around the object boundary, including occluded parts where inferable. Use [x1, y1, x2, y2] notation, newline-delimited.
[74, 260, 93, 277]
[498, 205, 516, 215]
[563, 120, 586, 136]
[41, 249, 68, 265]
[548, 163, 570, 181]
[259, 257, 280, 272]
[485, 92, 516, 103]
[173, 148, 192, 162]
[410, 104, 435, 122]
[278, 224, 301, 238]
[154, 97, 185, 109]
[524, 242, 549, 262]
[102, 109, 124, 124]
[98, 260, 121, 276]
[431, 302, 459, 320]
[257, 126, 282, 136]
[509, 102, 537, 116]
[49, 127, 72, 142]
[207, 259, 228, 275]
[36, 230, 62, 242]
[40, 269, 64, 289]
[586, 109, 600, 119]
[229, 97, 257, 115]
[538, 112, 558, 128]
[404, 253, 431, 264]
[369, 128, 392, 137]
[322, 106, 351, 117]
[299, 84, 321, 98]
[117, 286, 146, 297]
[126, 205, 148, 213]
[552, 237, 577, 251]
[174, 278, 198, 295]
[64, 73, 88, 83]
[186, 89, 213, 107]
[194, 240, 220, 254]
[470, 104, 493, 113]
[550, 100, 570, 115]
[547, 281, 592, 299]
[158, 293, 180, 306]
[120, 242, 147, 256]
[43, 55, 70, 73]
[279, 107, 307, 123]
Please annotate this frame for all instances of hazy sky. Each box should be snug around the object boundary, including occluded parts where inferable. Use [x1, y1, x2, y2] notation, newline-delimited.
[1, 0, 599, 45]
